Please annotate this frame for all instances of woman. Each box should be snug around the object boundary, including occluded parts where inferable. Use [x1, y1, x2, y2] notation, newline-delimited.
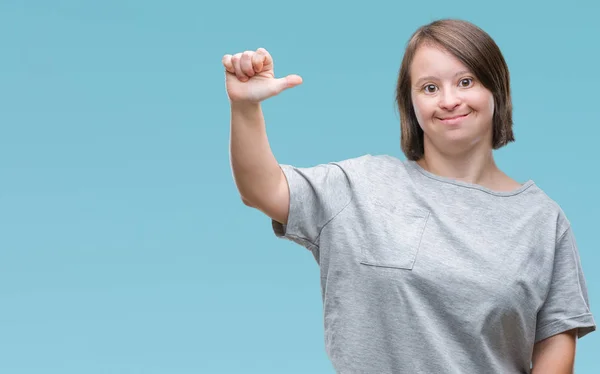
[223, 19, 596, 373]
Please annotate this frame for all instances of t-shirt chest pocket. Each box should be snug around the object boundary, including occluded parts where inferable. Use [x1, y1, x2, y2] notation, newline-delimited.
[359, 204, 430, 270]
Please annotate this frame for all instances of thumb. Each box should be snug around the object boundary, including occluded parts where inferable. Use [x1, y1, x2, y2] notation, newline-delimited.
[272, 74, 303, 94]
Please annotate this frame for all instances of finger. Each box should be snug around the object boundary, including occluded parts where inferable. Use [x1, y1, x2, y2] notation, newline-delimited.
[268, 74, 303, 98]
[275, 74, 303, 92]
[256, 48, 274, 71]
[252, 50, 265, 72]
[240, 51, 255, 78]
[222, 54, 235, 73]
[231, 53, 248, 82]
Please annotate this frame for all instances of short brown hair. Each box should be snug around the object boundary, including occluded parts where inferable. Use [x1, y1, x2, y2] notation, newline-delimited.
[395, 19, 514, 161]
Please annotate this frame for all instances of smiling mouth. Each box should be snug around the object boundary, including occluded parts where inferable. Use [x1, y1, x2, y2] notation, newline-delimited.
[438, 112, 470, 121]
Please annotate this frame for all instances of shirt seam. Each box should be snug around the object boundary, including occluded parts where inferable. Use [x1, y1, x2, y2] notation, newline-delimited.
[537, 312, 595, 335]
[283, 232, 319, 249]
[565, 226, 592, 314]
[557, 223, 570, 242]
[313, 161, 356, 247]
[314, 192, 353, 247]
[407, 160, 535, 197]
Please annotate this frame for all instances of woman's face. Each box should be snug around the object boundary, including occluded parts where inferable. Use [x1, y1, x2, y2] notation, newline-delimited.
[410, 44, 495, 154]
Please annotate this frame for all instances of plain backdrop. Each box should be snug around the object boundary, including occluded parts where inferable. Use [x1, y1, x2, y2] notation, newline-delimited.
[1, 0, 598, 373]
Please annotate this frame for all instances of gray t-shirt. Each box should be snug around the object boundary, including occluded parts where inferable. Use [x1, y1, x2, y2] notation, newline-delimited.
[272, 154, 596, 374]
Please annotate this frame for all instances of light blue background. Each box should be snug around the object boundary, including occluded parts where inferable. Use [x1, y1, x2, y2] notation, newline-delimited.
[1, 1, 598, 373]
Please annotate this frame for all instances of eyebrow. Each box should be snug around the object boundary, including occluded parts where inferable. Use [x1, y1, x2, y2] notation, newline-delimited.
[414, 70, 472, 86]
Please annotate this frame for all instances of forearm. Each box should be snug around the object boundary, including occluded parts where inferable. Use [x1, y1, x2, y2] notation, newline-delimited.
[531, 363, 573, 374]
[531, 357, 574, 374]
[229, 101, 284, 205]
[531, 330, 576, 374]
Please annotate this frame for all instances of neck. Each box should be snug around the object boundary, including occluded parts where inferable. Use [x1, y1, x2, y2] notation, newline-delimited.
[417, 141, 499, 186]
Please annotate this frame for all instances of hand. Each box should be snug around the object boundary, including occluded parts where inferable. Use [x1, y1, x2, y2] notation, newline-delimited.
[222, 48, 303, 103]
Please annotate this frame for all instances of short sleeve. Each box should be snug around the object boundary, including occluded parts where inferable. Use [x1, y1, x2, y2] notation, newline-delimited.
[535, 226, 596, 342]
[271, 160, 354, 251]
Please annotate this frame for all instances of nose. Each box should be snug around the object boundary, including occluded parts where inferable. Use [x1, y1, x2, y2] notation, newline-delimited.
[438, 89, 461, 111]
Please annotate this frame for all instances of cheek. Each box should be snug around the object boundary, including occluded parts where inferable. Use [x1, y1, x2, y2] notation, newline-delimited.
[487, 94, 495, 115]
[474, 89, 494, 117]
[413, 104, 422, 120]
[468, 89, 495, 121]
[411, 97, 427, 124]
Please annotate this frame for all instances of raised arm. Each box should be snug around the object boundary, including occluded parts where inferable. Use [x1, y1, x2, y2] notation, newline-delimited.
[222, 48, 302, 224]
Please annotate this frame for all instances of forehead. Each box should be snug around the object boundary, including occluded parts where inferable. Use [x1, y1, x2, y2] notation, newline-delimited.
[410, 44, 470, 81]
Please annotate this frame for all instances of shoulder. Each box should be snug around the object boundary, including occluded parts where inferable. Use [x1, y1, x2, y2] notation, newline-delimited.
[333, 153, 410, 176]
[327, 154, 415, 192]
[524, 184, 571, 239]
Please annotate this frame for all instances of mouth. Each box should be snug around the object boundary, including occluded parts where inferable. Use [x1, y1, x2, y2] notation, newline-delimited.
[437, 112, 471, 124]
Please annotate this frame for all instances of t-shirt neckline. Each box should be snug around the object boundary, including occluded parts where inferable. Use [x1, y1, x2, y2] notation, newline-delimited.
[407, 160, 535, 197]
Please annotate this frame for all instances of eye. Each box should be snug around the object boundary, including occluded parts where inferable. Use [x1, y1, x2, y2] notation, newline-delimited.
[459, 78, 473, 87]
[423, 84, 438, 93]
